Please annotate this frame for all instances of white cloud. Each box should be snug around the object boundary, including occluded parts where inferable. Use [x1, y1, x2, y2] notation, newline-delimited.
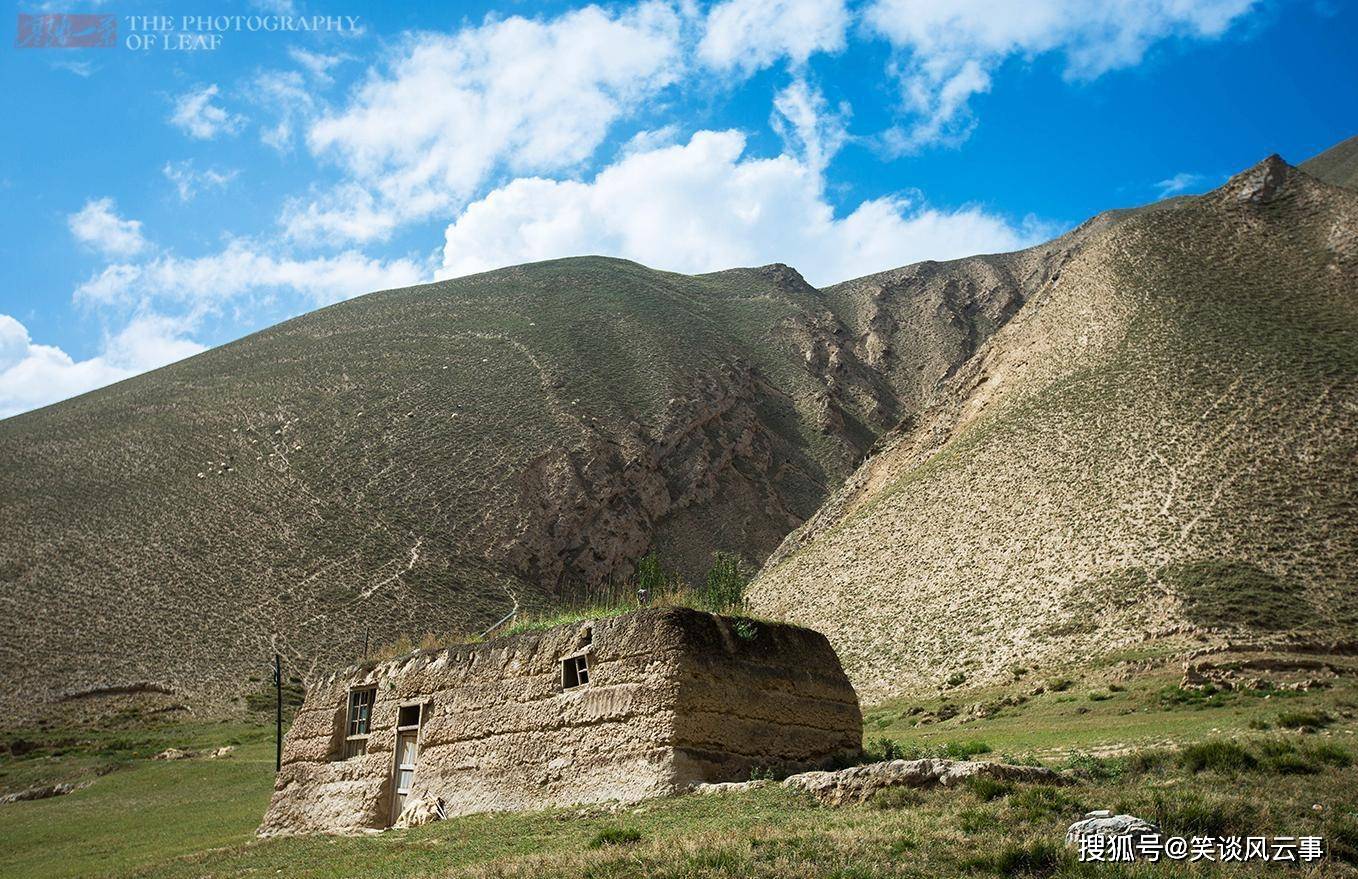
[299, 2, 684, 242]
[441, 129, 1041, 287]
[1154, 171, 1208, 197]
[771, 79, 850, 172]
[68, 197, 146, 257]
[252, 69, 316, 152]
[76, 240, 429, 309]
[162, 160, 238, 202]
[288, 46, 349, 84]
[0, 313, 205, 419]
[699, 0, 849, 73]
[279, 183, 398, 244]
[866, 0, 1258, 151]
[169, 84, 246, 140]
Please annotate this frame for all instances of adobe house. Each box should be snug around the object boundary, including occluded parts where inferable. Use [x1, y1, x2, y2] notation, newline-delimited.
[259, 606, 862, 835]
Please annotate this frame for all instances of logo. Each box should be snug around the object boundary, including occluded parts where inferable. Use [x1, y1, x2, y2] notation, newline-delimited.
[16, 14, 117, 48]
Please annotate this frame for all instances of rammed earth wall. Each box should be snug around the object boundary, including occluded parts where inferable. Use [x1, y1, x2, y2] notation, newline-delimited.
[259, 607, 861, 836]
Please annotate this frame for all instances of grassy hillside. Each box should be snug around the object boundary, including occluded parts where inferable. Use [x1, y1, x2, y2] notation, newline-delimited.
[0, 251, 1062, 722]
[3, 666, 1355, 878]
[751, 156, 1358, 701]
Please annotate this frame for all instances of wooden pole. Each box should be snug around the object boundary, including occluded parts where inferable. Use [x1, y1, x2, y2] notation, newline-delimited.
[273, 653, 282, 773]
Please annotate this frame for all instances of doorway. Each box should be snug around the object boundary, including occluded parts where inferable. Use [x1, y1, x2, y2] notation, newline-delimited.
[391, 702, 425, 823]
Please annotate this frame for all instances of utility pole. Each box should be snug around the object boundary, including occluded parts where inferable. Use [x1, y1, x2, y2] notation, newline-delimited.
[273, 653, 282, 773]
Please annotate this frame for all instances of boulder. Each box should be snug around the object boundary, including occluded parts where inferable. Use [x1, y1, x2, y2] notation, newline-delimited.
[1065, 811, 1160, 846]
[152, 748, 194, 760]
[781, 759, 1070, 806]
[393, 796, 446, 829]
[207, 746, 235, 759]
[692, 779, 771, 795]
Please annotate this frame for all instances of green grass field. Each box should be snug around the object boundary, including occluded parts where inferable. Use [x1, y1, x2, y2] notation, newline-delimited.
[4, 670, 1355, 878]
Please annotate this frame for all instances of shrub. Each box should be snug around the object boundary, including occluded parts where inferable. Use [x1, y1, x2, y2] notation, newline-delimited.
[1125, 748, 1173, 775]
[946, 671, 968, 688]
[634, 552, 668, 597]
[589, 827, 642, 848]
[1063, 753, 1126, 781]
[1179, 740, 1257, 773]
[959, 806, 999, 834]
[1087, 690, 1111, 701]
[1008, 786, 1086, 822]
[962, 840, 1065, 875]
[865, 736, 903, 762]
[1247, 718, 1272, 730]
[1150, 790, 1258, 837]
[1046, 677, 1073, 692]
[966, 776, 1014, 801]
[1330, 814, 1358, 866]
[1277, 710, 1333, 731]
[702, 552, 749, 613]
[1306, 741, 1352, 768]
[941, 740, 992, 759]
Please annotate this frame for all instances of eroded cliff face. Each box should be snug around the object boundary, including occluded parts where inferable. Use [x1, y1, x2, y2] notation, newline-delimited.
[751, 159, 1358, 701]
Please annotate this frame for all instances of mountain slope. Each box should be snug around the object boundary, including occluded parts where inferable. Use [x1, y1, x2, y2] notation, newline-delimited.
[0, 250, 1076, 722]
[1302, 134, 1358, 190]
[750, 156, 1358, 701]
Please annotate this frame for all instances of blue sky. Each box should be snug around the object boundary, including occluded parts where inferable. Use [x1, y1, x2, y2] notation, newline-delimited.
[1, 0, 1354, 417]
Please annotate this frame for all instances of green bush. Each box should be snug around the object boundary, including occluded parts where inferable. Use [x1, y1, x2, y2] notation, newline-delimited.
[1179, 740, 1257, 773]
[946, 671, 967, 688]
[1150, 790, 1258, 837]
[959, 806, 999, 834]
[961, 839, 1065, 875]
[1007, 786, 1086, 823]
[589, 827, 642, 848]
[1046, 677, 1073, 692]
[702, 551, 749, 613]
[866, 736, 903, 762]
[966, 776, 1014, 801]
[1277, 709, 1333, 731]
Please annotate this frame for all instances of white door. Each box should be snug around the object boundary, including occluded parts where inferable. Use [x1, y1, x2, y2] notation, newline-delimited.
[393, 731, 419, 818]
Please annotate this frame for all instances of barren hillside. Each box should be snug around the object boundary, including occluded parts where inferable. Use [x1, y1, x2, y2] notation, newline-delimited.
[0, 252, 1066, 722]
[749, 155, 1358, 701]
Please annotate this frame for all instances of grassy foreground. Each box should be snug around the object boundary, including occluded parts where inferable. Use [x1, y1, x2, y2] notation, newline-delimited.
[2, 671, 1356, 878]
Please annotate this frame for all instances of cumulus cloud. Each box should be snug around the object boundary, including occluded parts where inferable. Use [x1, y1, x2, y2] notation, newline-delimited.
[700, 0, 849, 73]
[68, 197, 146, 257]
[296, 2, 683, 242]
[441, 129, 1042, 287]
[162, 160, 239, 202]
[169, 84, 246, 140]
[0, 313, 205, 419]
[866, 0, 1258, 151]
[75, 240, 428, 309]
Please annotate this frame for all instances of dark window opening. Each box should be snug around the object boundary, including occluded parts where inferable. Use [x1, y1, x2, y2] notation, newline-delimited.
[397, 703, 421, 728]
[562, 654, 590, 689]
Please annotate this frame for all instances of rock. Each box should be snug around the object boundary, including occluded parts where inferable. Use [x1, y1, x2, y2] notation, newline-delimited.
[692, 779, 771, 794]
[0, 781, 88, 805]
[781, 759, 1070, 806]
[1065, 812, 1160, 846]
[152, 747, 193, 760]
[392, 796, 446, 829]
[207, 746, 235, 759]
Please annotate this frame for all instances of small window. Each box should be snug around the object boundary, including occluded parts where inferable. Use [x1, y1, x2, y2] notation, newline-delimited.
[562, 654, 590, 689]
[397, 703, 421, 728]
[343, 687, 376, 759]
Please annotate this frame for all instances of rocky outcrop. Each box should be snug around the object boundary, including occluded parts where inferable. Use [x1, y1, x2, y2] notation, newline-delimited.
[0, 781, 89, 805]
[781, 758, 1069, 806]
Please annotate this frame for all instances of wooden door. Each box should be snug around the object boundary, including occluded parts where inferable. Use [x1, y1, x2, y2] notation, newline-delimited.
[393, 730, 419, 819]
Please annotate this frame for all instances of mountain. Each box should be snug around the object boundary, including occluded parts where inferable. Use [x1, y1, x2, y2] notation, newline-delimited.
[0, 252, 1058, 722]
[748, 155, 1358, 701]
[1302, 134, 1358, 190]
